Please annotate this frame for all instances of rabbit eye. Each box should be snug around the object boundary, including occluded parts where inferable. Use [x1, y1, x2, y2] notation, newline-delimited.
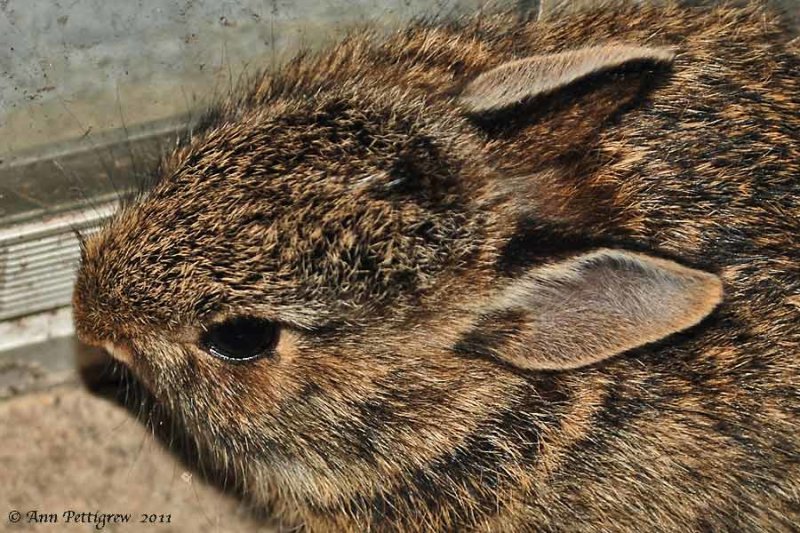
[201, 317, 279, 362]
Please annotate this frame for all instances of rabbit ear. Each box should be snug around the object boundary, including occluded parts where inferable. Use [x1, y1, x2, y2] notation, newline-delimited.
[457, 249, 722, 371]
[459, 43, 674, 116]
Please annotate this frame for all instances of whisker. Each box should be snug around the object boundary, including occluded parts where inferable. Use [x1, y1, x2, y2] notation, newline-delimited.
[56, 97, 125, 206]
[115, 83, 141, 200]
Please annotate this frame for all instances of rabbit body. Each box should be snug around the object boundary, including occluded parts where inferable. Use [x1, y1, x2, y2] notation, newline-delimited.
[73, 2, 799, 531]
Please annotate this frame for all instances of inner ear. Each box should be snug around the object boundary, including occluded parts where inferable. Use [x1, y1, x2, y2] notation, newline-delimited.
[456, 249, 722, 371]
[460, 43, 675, 115]
[458, 43, 674, 138]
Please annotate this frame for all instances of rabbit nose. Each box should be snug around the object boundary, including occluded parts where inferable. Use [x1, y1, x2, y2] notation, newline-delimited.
[75, 338, 138, 400]
[103, 341, 134, 365]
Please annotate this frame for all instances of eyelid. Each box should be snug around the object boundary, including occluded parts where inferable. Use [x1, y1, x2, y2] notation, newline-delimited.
[200, 311, 318, 335]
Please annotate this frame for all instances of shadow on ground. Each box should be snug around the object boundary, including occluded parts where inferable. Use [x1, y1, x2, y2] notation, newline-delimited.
[0, 384, 276, 532]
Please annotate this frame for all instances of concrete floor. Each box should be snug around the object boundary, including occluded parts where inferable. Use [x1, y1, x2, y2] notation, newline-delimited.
[1, 383, 276, 532]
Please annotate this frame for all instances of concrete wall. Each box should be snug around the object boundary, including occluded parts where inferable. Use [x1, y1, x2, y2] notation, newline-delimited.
[1, 0, 795, 163]
[0, 0, 504, 161]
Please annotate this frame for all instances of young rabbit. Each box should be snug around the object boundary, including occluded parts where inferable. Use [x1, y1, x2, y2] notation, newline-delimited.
[72, 1, 799, 531]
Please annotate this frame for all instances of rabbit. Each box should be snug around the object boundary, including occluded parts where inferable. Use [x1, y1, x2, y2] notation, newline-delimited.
[72, 1, 800, 531]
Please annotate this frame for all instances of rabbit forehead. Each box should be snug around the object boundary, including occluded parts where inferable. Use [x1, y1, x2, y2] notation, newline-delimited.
[77, 96, 493, 334]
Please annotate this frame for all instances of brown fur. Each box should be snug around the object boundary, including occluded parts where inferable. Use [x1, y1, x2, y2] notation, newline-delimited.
[73, 2, 799, 531]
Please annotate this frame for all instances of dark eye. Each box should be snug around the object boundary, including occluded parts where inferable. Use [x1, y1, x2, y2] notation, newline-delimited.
[201, 317, 280, 362]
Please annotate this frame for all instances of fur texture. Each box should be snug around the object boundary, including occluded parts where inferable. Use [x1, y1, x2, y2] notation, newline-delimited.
[73, 2, 799, 531]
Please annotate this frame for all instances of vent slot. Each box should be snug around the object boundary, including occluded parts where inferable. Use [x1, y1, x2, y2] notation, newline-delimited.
[0, 203, 118, 321]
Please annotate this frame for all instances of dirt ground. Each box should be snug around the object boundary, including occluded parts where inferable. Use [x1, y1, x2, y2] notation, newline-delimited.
[0, 383, 276, 532]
